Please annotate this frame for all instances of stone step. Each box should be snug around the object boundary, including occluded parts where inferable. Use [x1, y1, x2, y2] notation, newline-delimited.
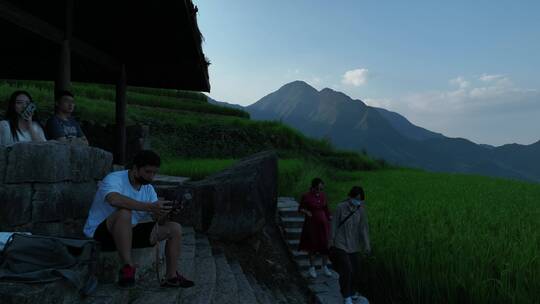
[260, 282, 278, 304]
[271, 287, 290, 304]
[130, 227, 196, 304]
[296, 257, 333, 271]
[79, 283, 130, 304]
[229, 261, 258, 304]
[153, 174, 190, 186]
[279, 216, 304, 228]
[286, 239, 300, 250]
[178, 234, 216, 304]
[277, 196, 296, 203]
[211, 251, 238, 304]
[245, 273, 273, 304]
[97, 246, 155, 284]
[277, 201, 299, 209]
[279, 209, 303, 219]
[283, 227, 302, 238]
[0, 281, 81, 304]
[292, 250, 308, 259]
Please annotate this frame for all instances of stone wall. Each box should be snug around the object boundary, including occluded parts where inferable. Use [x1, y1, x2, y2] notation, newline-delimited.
[0, 142, 113, 237]
[168, 150, 278, 242]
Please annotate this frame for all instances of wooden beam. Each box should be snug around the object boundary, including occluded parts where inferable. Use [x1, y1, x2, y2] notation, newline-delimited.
[0, 0, 119, 71]
[55, 0, 74, 100]
[115, 64, 127, 165]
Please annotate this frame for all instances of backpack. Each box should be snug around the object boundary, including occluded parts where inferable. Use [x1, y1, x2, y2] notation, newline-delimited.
[0, 233, 98, 296]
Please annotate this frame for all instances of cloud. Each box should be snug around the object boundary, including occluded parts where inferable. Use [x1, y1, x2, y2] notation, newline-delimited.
[393, 75, 539, 116]
[449, 76, 469, 89]
[342, 68, 369, 86]
[479, 74, 505, 82]
[366, 74, 540, 144]
[364, 98, 393, 108]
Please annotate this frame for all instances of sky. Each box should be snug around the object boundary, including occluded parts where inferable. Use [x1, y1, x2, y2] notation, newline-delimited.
[195, 0, 540, 146]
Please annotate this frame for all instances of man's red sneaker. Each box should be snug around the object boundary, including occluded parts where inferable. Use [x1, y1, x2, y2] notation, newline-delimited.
[118, 264, 136, 288]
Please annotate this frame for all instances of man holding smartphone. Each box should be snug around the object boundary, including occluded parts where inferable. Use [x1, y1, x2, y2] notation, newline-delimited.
[83, 150, 194, 288]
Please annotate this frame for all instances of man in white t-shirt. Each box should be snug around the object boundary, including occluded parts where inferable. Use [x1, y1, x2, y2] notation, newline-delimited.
[83, 150, 194, 288]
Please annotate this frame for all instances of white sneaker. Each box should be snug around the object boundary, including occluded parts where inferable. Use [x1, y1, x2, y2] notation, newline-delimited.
[322, 265, 332, 277]
[344, 296, 353, 304]
[308, 266, 317, 278]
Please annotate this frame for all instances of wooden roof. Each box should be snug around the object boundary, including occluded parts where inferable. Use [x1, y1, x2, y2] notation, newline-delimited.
[0, 0, 210, 92]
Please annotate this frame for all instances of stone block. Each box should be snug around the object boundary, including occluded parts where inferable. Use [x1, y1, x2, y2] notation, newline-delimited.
[32, 184, 65, 223]
[4, 142, 112, 184]
[171, 151, 278, 241]
[0, 146, 7, 184]
[69, 144, 92, 182]
[63, 182, 97, 219]
[31, 182, 97, 223]
[5, 142, 71, 183]
[87, 146, 113, 180]
[0, 184, 32, 227]
[70, 145, 112, 182]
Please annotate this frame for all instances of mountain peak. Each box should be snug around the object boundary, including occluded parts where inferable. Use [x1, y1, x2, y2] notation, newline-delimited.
[280, 80, 316, 91]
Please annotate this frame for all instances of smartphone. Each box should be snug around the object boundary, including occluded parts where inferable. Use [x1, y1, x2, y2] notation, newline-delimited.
[21, 102, 36, 121]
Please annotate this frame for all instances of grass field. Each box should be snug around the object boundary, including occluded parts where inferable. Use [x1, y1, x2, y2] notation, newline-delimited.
[326, 169, 540, 304]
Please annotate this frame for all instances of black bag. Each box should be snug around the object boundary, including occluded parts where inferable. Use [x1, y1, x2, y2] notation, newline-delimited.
[0, 233, 98, 296]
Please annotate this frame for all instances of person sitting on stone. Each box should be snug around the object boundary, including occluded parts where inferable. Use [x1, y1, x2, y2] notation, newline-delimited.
[0, 90, 46, 146]
[83, 150, 194, 288]
[45, 90, 88, 145]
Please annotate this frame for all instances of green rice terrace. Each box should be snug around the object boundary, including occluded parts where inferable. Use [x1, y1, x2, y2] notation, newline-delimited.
[1, 80, 539, 304]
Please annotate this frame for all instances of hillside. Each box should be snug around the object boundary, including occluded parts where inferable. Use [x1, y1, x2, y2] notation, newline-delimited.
[246, 81, 540, 183]
[0, 80, 381, 171]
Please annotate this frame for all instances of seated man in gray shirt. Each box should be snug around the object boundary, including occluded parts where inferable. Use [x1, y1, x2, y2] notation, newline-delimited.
[46, 90, 89, 145]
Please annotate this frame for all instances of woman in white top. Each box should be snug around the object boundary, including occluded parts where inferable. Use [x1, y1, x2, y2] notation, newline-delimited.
[0, 90, 46, 146]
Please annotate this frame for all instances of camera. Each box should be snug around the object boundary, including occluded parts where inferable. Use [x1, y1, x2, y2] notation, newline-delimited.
[171, 191, 193, 211]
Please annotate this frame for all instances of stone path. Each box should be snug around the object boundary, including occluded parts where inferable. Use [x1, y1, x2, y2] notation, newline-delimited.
[82, 227, 287, 304]
[277, 197, 370, 304]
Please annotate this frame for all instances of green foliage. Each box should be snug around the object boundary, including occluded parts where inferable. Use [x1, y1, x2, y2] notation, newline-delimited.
[160, 158, 236, 181]
[0, 80, 250, 118]
[277, 159, 330, 199]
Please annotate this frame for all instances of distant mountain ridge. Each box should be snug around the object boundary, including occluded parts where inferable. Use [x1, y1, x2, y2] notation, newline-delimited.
[240, 81, 539, 183]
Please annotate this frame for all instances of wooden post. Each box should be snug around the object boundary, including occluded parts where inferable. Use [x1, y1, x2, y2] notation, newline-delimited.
[115, 64, 127, 165]
[55, 0, 73, 100]
[55, 40, 71, 100]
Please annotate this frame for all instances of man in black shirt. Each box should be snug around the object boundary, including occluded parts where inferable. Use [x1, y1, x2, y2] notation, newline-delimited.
[46, 90, 89, 145]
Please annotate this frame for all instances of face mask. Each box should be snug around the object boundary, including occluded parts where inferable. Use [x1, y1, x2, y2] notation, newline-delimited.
[351, 199, 363, 207]
[135, 175, 152, 185]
